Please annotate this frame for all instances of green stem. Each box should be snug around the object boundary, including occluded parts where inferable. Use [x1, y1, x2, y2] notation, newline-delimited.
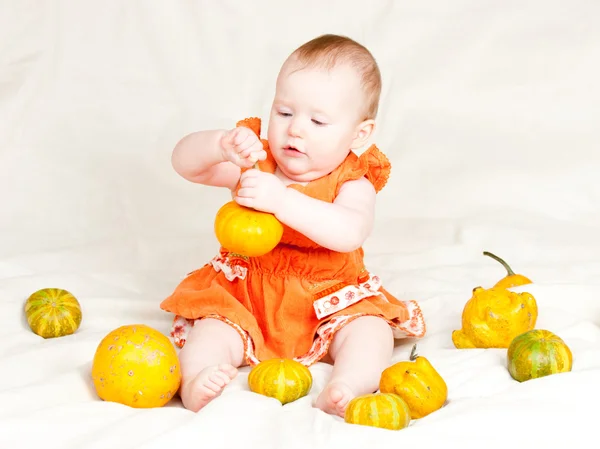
[409, 344, 418, 361]
[483, 251, 515, 276]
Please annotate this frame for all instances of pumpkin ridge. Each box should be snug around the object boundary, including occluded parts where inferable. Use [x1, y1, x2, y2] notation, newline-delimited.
[387, 395, 401, 427]
[36, 320, 48, 336]
[350, 398, 362, 423]
[26, 303, 50, 321]
[63, 314, 77, 332]
[287, 364, 300, 391]
[277, 364, 286, 401]
[550, 346, 559, 373]
[370, 398, 379, 427]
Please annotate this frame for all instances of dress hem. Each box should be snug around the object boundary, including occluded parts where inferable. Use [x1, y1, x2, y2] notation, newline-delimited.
[169, 299, 426, 368]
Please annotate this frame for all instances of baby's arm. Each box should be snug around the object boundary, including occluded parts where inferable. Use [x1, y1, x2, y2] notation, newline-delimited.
[276, 177, 376, 253]
[171, 128, 266, 190]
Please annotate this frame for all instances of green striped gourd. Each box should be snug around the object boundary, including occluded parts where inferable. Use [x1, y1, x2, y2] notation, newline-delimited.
[345, 393, 411, 430]
[25, 288, 82, 338]
[247, 358, 312, 404]
[507, 329, 573, 382]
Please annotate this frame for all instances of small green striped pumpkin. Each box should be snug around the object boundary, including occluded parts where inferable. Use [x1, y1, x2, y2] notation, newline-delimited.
[345, 393, 411, 431]
[507, 329, 573, 382]
[25, 288, 82, 338]
[247, 358, 312, 404]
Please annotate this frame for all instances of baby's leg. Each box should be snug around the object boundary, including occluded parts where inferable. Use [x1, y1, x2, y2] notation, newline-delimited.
[179, 317, 245, 412]
[315, 316, 393, 417]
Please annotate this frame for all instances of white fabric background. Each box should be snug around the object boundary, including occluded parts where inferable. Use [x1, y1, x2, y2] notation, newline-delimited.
[1, 1, 598, 448]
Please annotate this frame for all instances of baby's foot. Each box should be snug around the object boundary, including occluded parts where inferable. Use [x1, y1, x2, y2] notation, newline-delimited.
[180, 364, 238, 412]
[314, 381, 355, 418]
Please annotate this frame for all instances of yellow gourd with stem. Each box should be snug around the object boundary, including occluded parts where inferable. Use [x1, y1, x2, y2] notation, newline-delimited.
[483, 251, 532, 289]
[379, 344, 448, 419]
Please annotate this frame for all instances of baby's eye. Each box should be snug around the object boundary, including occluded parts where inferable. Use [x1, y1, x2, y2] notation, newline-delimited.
[278, 112, 292, 117]
[311, 119, 326, 126]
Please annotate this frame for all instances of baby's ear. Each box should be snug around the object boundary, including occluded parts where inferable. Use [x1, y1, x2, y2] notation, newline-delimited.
[351, 119, 376, 149]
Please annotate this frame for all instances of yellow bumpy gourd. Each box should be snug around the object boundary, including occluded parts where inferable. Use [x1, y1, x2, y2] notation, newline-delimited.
[379, 345, 448, 419]
[452, 287, 538, 349]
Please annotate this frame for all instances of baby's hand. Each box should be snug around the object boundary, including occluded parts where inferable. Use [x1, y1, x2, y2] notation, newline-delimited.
[235, 169, 287, 215]
[220, 127, 267, 168]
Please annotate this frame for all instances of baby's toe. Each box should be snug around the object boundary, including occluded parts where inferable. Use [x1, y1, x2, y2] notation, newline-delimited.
[218, 363, 238, 378]
[209, 371, 230, 387]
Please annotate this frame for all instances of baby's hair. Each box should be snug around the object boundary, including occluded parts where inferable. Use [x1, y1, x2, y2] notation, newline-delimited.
[290, 34, 382, 120]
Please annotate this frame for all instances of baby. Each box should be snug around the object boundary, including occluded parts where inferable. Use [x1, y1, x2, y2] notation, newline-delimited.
[160, 34, 425, 417]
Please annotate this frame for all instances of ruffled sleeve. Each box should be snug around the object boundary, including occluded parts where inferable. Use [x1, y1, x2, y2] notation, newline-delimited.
[236, 117, 262, 137]
[335, 144, 391, 195]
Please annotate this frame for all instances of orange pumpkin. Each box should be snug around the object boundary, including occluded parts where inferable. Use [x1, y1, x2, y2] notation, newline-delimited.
[214, 201, 283, 257]
[379, 344, 448, 419]
[24, 288, 82, 338]
[345, 393, 411, 431]
[91, 324, 181, 408]
[483, 251, 532, 289]
[247, 358, 312, 404]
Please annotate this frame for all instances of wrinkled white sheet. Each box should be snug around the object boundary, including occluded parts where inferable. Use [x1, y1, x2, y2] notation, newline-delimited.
[1, 1, 599, 448]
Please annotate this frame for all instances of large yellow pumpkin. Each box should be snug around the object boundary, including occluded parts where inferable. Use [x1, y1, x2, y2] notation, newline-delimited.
[507, 329, 573, 382]
[24, 288, 82, 338]
[379, 344, 448, 419]
[214, 201, 283, 258]
[91, 324, 181, 408]
[345, 393, 411, 431]
[452, 286, 538, 349]
[247, 358, 312, 404]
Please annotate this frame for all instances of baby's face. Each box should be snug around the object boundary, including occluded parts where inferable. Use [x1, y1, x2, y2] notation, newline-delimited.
[267, 58, 369, 182]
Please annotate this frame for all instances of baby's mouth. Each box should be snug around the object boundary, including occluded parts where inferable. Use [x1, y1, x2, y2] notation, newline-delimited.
[284, 145, 302, 153]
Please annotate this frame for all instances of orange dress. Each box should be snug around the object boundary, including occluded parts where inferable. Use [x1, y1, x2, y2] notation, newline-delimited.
[160, 117, 426, 367]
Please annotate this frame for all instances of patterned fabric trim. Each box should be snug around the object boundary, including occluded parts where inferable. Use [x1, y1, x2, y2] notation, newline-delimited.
[392, 300, 427, 338]
[169, 300, 426, 368]
[210, 253, 247, 281]
[170, 314, 260, 366]
[296, 300, 426, 366]
[313, 273, 384, 319]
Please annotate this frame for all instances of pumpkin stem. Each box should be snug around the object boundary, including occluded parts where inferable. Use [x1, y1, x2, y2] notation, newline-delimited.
[409, 344, 418, 361]
[483, 251, 515, 276]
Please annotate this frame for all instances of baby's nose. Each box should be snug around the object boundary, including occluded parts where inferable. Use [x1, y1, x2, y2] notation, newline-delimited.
[287, 119, 302, 137]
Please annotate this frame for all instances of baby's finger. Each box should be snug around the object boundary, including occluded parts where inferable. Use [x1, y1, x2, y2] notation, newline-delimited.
[237, 137, 261, 156]
[240, 168, 260, 179]
[235, 187, 254, 198]
[236, 158, 255, 168]
[246, 153, 258, 165]
[234, 195, 254, 209]
[233, 127, 252, 146]
[239, 175, 258, 188]
[240, 149, 264, 166]
[221, 128, 239, 146]
[253, 149, 267, 161]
